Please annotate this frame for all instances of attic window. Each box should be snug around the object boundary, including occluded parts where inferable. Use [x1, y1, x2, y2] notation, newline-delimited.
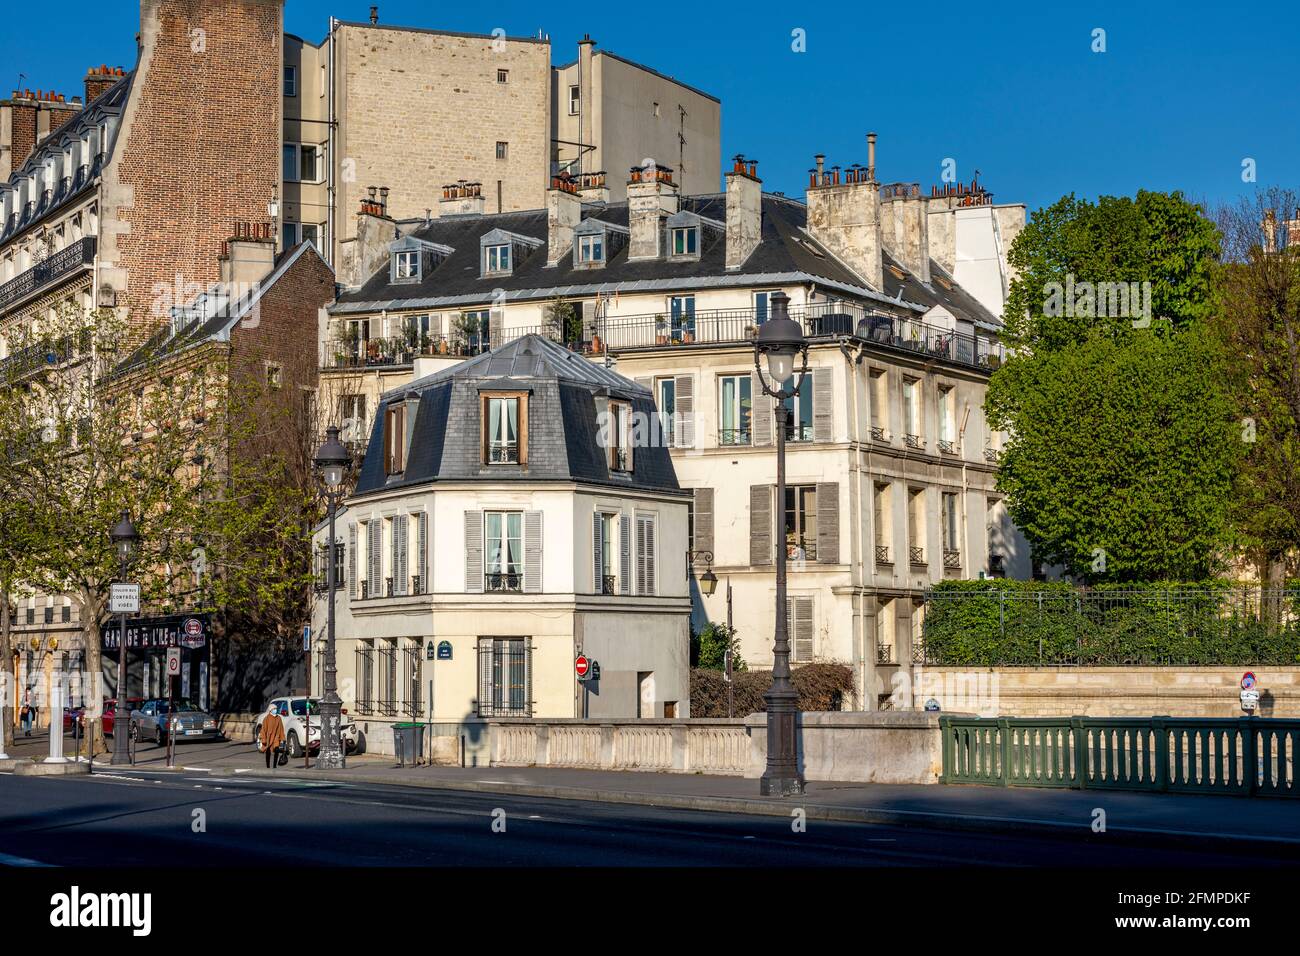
[393, 250, 420, 282]
[578, 233, 604, 264]
[670, 226, 698, 258]
[484, 243, 512, 276]
[384, 403, 407, 476]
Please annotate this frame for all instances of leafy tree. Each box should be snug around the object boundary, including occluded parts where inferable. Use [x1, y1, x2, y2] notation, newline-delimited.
[989, 191, 1238, 581]
[692, 621, 746, 671]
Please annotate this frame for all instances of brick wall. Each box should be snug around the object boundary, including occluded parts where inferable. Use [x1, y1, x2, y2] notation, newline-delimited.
[100, 0, 283, 348]
[8, 101, 37, 172]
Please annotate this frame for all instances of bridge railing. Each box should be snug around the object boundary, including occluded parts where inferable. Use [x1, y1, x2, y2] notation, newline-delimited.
[941, 716, 1300, 797]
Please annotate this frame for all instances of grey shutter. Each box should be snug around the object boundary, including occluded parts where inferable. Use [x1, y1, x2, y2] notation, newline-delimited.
[523, 510, 543, 593]
[636, 515, 656, 596]
[619, 513, 632, 594]
[347, 523, 357, 599]
[749, 484, 772, 566]
[812, 369, 833, 442]
[674, 375, 694, 448]
[692, 487, 714, 557]
[788, 596, 815, 662]
[752, 376, 772, 446]
[393, 514, 408, 595]
[465, 510, 484, 593]
[417, 511, 428, 593]
[367, 520, 381, 597]
[593, 512, 604, 594]
[816, 482, 839, 564]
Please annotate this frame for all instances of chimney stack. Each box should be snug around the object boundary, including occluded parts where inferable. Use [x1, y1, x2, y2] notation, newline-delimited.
[220, 221, 277, 286]
[84, 65, 123, 106]
[370, 6, 379, 24]
[546, 174, 582, 266]
[880, 182, 930, 283]
[805, 139, 883, 291]
[438, 180, 485, 217]
[866, 132, 876, 182]
[725, 155, 761, 270]
[625, 160, 679, 260]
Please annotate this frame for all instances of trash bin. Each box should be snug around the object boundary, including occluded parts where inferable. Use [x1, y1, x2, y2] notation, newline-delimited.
[392, 722, 425, 767]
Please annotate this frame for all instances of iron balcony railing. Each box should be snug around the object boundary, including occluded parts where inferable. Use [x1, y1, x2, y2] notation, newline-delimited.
[937, 439, 957, 455]
[486, 572, 522, 593]
[488, 441, 519, 464]
[600, 574, 616, 596]
[904, 434, 923, 450]
[0, 236, 96, 312]
[870, 425, 888, 442]
[943, 549, 962, 570]
[0, 328, 92, 382]
[876, 643, 894, 664]
[783, 422, 813, 443]
[909, 546, 926, 566]
[321, 333, 491, 370]
[875, 545, 892, 564]
[719, 428, 751, 447]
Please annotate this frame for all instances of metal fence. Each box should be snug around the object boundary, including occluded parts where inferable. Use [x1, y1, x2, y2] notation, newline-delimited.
[920, 587, 1300, 666]
[941, 715, 1299, 797]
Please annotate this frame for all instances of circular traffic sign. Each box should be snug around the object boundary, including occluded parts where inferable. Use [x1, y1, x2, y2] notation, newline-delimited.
[575, 655, 590, 678]
[184, 618, 203, 637]
[1241, 672, 1257, 690]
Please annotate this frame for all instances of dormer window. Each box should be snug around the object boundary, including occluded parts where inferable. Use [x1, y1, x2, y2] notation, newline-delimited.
[671, 226, 698, 257]
[578, 234, 603, 264]
[485, 243, 511, 275]
[482, 392, 528, 465]
[393, 249, 420, 281]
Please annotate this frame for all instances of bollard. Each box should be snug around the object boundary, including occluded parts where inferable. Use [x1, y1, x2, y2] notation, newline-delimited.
[46, 683, 68, 764]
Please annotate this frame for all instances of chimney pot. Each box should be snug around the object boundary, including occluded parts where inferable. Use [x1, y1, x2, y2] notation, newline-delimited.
[370, 6, 378, 24]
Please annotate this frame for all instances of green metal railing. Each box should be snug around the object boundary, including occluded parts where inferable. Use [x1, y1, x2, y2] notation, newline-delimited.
[941, 716, 1299, 797]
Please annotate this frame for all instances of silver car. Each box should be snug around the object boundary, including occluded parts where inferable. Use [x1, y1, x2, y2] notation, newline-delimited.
[130, 698, 221, 746]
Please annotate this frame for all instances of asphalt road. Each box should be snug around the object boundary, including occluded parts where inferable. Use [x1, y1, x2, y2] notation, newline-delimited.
[0, 770, 1276, 867]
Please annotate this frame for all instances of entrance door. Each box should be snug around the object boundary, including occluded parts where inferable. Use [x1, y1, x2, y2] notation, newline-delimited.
[637, 671, 655, 718]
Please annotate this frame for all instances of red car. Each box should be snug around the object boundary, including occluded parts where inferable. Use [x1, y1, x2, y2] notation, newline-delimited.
[79, 698, 145, 736]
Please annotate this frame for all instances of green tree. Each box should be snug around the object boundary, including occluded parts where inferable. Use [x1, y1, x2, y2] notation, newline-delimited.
[988, 191, 1238, 581]
[692, 621, 746, 671]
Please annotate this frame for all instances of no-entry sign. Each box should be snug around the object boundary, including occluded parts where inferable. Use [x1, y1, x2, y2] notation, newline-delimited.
[575, 655, 591, 681]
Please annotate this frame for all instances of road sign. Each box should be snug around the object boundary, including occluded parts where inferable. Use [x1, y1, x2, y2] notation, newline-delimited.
[1240, 688, 1260, 712]
[165, 647, 182, 677]
[1241, 672, 1257, 690]
[180, 617, 206, 649]
[302, 625, 311, 652]
[109, 583, 140, 614]
[575, 655, 591, 681]
[437, 640, 452, 661]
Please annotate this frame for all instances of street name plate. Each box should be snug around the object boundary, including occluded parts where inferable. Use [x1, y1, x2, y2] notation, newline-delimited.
[109, 583, 140, 614]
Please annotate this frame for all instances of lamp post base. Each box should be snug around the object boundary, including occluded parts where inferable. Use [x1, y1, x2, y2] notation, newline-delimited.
[317, 694, 346, 770]
[759, 773, 803, 797]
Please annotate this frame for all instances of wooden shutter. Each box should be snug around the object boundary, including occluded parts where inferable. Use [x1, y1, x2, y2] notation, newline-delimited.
[636, 514, 656, 595]
[816, 482, 839, 564]
[523, 510, 543, 593]
[416, 510, 429, 593]
[787, 596, 815, 662]
[367, 520, 381, 596]
[675, 374, 694, 448]
[752, 376, 771, 446]
[619, 513, 632, 594]
[692, 487, 714, 559]
[812, 368, 833, 442]
[393, 514, 408, 595]
[464, 510, 484, 593]
[749, 484, 772, 565]
[347, 522, 357, 599]
[593, 512, 604, 594]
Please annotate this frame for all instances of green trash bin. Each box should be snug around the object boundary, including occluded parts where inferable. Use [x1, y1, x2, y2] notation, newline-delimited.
[392, 722, 425, 767]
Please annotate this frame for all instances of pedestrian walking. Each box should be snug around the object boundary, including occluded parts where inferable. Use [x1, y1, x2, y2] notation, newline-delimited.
[20, 688, 34, 737]
[258, 703, 285, 769]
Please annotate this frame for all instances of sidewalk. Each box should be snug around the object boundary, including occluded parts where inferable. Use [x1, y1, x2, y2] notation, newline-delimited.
[14, 733, 1292, 856]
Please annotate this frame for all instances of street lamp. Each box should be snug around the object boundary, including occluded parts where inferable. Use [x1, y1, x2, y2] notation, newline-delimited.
[313, 425, 350, 770]
[109, 510, 138, 766]
[752, 290, 808, 796]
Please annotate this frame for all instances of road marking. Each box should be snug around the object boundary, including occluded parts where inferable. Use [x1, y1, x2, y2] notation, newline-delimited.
[0, 851, 53, 867]
[182, 766, 212, 773]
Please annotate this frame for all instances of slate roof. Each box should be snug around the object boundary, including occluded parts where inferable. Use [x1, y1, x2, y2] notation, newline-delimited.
[353, 334, 683, 499]
[332, 193, 1001, 330]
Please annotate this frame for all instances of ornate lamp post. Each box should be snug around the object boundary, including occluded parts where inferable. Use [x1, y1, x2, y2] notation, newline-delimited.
[109, 510, 139, 766]
[313, 426, 350, 770]
[752, 291, 808, 796]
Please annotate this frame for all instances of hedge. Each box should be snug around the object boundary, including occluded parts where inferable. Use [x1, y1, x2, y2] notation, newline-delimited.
[690, 663, 854, 717]
[921, 579, 1300, 666]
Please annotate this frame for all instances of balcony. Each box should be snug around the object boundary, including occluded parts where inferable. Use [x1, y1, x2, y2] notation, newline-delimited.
[983, 447, 1001, 463]
[486, 572, 522, 593]
[322, 333, 489, 371]
[909, 546, 926, 566]
[0, 328, 91, 382]
[875, 545, 892, 564]
[904, 434, 923, 450]
[937, 439, 957, 456]
[943, 549, 962, 570]
[599, 574, 616, 596]
[719, 428, 751, 447]
[870, 425, 888, 442]
[0, 237, 96, 313]
[488, 441, 520, 464]
[876, 643, 894, 664]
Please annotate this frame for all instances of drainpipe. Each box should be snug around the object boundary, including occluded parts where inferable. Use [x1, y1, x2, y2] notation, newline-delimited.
[840, 339, 871, 708]
[326, 17, 337, 268]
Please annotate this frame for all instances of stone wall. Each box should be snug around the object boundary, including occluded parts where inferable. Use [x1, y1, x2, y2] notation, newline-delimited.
[918, 666, 1300, 719]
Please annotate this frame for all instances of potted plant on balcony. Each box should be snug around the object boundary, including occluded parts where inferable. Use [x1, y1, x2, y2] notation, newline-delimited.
[654, 314, 668, 345]
[452, 313, 481, 355]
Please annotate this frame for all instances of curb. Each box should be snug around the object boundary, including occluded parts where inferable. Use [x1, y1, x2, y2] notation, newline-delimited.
[226, 766, 1300, 858]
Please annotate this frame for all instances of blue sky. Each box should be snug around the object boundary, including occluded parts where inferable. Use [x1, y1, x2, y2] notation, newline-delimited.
[5, 0, 1295, 216]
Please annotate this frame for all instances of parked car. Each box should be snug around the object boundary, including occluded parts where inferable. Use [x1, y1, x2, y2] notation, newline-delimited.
[253, 697, 363, 757]
[78, 697, 145, 736]
[62, 706, 83, 733]
[129, 699, 221, 745]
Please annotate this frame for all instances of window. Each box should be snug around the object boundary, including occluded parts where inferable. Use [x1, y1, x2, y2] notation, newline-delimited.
[907, 487, 925, 564]
[607, 400, 633, 472]
[61, 605, 71, 623]
[339, 394, 368, 442]
[44, 607, 53, 624]
[780, 380, 813, 442]
[873, 482, 891, 562]
[578, 233, 603, 263]
[484, 243, 511, 275]
[282, 144, 298, 182]
[283, 221, 323, 252]
[384, 403, 407, 475]
[477, 638, 530, 717]
[870, 368, 888, 440]
[784, 486, 818, 562]
[942, 491, 961, 558]
[283, 65, 298, 96]
[483, 395, 522, 464]
[671, 226, 698, 257]
[355, 641, 374, 713]
[903, 377, 922, 446]
[495, 141, 509, 161]
[668, 294, 695, 342]
[460, 310, 490, 353]
[376, 640, 397, 715]
[497, 69, 509, 83]
[282, 143, 323, 183]
[719, 374, 752, 446]
[568, 85, 580, 115]
[656, 378, 676, 446]
[265, 362, 283, 389]
[393, 249, 419, 281]
[754, 290, 775, 324]
[484, 512, 523, 591]
[596, 512, 616, 594]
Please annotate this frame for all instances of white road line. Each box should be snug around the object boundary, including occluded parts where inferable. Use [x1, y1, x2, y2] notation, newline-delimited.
[0, 851, 53, 867]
